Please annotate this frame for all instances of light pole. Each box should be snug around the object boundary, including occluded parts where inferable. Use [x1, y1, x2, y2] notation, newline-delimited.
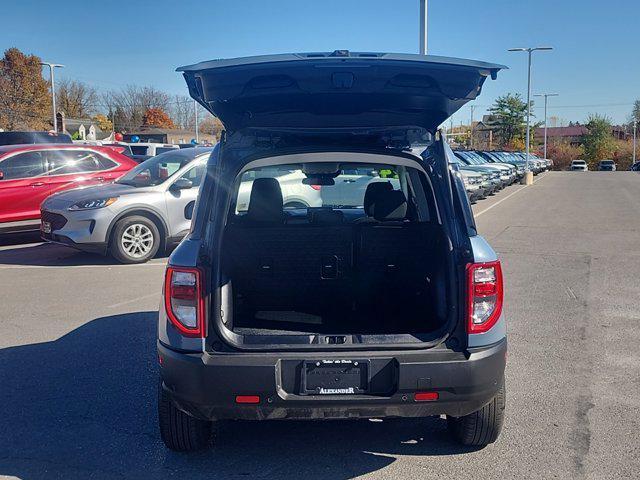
[534, 93, 559, 161]
[40, 62, 64, 132]
[633, 119, 637, 165]
[508, 47, 552, 184]
[419, 0, 428, 54]
[194, 99, 199, 144]
[469, 105, 475, 149]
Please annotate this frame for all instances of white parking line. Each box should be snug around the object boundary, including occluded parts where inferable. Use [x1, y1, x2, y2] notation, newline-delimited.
[474, 171, 550, 218]
[108, 292, 160, 309]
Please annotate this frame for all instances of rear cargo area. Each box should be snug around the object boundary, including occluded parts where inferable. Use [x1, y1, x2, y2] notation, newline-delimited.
[216, 157, 453, 343]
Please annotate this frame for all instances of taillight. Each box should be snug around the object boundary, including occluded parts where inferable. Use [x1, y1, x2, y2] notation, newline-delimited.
[309, 185, 322, 191]
[466, 261, 503, 334]
[164, 266, 205, 337]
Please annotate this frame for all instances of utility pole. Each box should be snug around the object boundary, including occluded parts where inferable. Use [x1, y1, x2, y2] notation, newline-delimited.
[419, 0, 428, 54]
[534, 93, 559, 161]
[508, 47, 553, 184]
[469, 105, 475, 149]
[194, 99, 199, 144]
[40, 62, 64, 132]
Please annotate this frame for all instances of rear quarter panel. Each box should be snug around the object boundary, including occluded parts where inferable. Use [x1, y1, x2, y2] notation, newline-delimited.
[468, 235, 507, 347]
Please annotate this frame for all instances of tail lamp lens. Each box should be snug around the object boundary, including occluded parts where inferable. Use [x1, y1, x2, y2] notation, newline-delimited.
[164, 267, 205, 337]
[467, 261, 503, 334]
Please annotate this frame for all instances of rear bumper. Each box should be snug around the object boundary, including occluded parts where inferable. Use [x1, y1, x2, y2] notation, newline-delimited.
[159, 338, 507, 421]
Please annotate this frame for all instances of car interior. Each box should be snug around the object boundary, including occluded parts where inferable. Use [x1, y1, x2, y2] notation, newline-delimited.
[219, 160, 452, 341]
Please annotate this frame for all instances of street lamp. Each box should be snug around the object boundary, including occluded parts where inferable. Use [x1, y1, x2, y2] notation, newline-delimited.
[633, 119, 637, 165]
[419, 0, 428, 54]
[508, 47, 553, 184]
[534, 93, 559, 162]
[40, 62, 64, 132]
[194, 99, 199, 144]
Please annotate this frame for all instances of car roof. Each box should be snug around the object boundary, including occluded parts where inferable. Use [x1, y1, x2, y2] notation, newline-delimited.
[0, 144, 129, 156]
[151, 145, 216, 160]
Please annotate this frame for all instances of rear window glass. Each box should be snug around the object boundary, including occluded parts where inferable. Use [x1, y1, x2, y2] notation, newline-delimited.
[130, 146, 148, 155]
[156, 147, 177, 155]
[231, 161, 434, 223]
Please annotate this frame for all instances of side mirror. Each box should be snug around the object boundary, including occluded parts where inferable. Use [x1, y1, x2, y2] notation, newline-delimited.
[171, 178, 193, 190]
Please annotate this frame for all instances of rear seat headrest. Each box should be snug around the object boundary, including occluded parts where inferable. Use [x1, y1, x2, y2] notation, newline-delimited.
[247, 177, 283, 223]
[363, 181, 394, 216]
[373, 189, 407, 221]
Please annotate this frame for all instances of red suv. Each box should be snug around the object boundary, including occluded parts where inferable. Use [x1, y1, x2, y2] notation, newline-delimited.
[0, 144, 137, 233]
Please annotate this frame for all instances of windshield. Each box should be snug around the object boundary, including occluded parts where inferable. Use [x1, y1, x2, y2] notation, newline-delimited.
[458, 151, 486, 165]
[601, 160, 614, 165]
[117, 151, 197, 187]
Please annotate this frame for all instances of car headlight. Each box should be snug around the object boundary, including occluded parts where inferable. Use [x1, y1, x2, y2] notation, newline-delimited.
[68, 197, 118, 211]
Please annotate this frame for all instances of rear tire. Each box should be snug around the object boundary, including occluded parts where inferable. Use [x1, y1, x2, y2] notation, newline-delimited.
[109, 215, 160, 264]
[447, 378, 505, 446]
[158, 381, 213, 452]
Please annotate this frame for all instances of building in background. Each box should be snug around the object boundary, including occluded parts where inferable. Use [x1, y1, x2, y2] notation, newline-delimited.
[122, 127, 218, 145]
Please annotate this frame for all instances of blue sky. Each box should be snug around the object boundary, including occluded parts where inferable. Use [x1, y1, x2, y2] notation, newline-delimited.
[2, 0, 639, 126]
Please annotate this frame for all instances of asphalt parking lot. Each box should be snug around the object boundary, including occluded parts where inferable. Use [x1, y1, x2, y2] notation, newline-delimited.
[1, 171, 639, 479]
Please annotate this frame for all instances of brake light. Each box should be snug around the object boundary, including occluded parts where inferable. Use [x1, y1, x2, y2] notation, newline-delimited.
[309, 184, 322, 191]
[235, 395, 260, 404]
[164, 267, 205, 337]
[466, 261, 503, 334]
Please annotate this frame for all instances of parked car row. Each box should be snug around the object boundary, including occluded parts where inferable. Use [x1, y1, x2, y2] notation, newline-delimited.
[451, 150, 551, 203]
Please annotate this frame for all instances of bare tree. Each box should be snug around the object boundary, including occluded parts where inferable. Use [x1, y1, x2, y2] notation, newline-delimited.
[102, 85, 172, 131]
[55, 79, 98, 118]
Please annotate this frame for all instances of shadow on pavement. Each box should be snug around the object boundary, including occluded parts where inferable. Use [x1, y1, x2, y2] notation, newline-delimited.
[0, 242, 168, 267]
[0, 312, 476, 480]
[0, 231, 42, 247]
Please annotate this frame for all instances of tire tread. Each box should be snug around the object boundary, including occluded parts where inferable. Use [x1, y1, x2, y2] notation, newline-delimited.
[158, 381, 212, 451]
[448, 379, 505, 447]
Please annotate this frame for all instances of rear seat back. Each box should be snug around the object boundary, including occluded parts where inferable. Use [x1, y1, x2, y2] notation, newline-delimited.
[224, 224, 353, 311]
[225, 181, 441, 323]
[355, 188, 435, 315]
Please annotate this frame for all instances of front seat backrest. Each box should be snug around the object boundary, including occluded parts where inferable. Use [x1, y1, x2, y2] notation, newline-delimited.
[363, 181, 393, 216]
[373, 189, 407, 221]
[246, 177, 284, 223]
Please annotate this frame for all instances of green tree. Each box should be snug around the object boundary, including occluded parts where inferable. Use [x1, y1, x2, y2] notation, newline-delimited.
[582, 114, 615, 165]
[488, 93, 529, 148]
[0, 47, 51, 130]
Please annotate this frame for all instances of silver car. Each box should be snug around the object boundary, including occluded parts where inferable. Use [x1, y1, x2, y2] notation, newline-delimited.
[40, 147, 214, 263]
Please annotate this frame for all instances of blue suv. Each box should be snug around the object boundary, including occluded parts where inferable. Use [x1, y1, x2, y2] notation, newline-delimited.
[157, 51, 507, 451]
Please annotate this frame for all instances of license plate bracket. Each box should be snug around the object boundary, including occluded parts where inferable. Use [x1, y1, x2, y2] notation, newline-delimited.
[301, 359, 369, 395]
